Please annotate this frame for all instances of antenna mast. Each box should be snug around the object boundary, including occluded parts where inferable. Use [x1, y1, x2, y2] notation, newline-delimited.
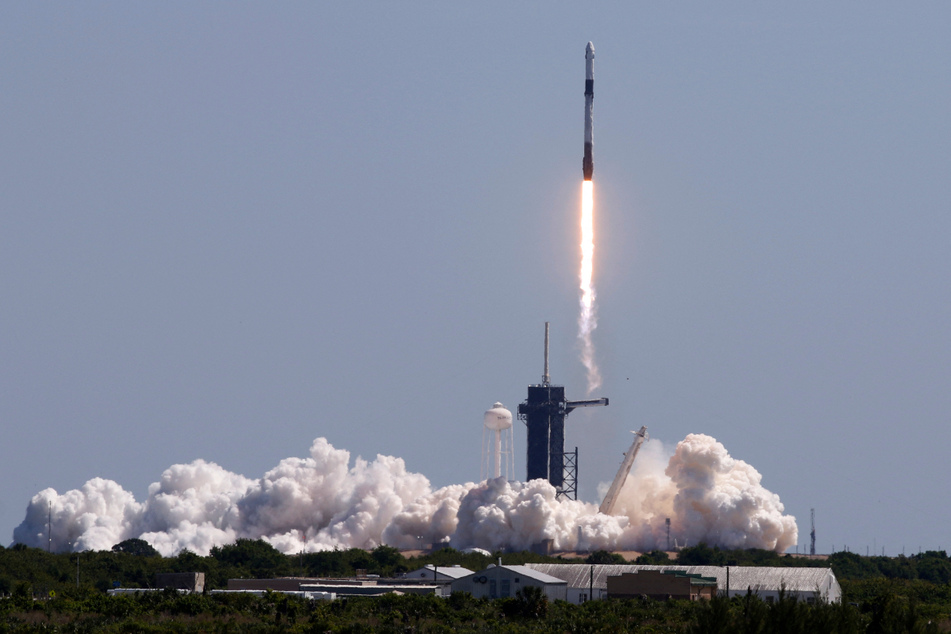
[543, 322, 550, 385]
[810, 508, 816, 556]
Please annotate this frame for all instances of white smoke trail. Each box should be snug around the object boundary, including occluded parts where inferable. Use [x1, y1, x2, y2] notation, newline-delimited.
[578, 180, 601, 394]
[12, 434, 796, 555]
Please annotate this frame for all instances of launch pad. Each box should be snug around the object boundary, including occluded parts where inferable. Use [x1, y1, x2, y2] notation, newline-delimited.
[518, 323, 608, 499]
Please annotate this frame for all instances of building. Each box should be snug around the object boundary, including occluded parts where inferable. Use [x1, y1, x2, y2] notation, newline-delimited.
[451, 565, 567, 601]
[300, 581, 440, 597]
[404, 565, 474, 583]
[227, 577, 441, 597]
[525, 564, 841, 604]
[211, 589, 335, 600]
[607, 570, 717, 600]
[228, 577, 315, 592]
[110, 572, 205, 595]
[156, 572, 205, 594]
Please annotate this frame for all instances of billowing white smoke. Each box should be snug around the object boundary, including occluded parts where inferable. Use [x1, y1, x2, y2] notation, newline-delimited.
[604, 434, 799, 552]
[12, 434, 796, 556]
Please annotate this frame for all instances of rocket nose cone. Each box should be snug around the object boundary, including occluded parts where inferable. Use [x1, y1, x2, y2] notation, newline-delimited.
[586, 42, 595, 58]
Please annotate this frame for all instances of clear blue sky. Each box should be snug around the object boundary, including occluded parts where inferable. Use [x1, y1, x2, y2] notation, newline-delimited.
[2, 3, 949, 555]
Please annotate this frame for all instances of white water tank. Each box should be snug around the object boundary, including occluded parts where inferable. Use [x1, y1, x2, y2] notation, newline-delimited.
[484, 402, 513, 431]
[482, 402, 514, 481]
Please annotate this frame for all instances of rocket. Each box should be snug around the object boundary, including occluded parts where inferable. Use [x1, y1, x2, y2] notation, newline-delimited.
[583, 41, 595, 181]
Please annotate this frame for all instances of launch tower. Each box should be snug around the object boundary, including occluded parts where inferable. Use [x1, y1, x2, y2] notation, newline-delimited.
[518, 323, 608, 499]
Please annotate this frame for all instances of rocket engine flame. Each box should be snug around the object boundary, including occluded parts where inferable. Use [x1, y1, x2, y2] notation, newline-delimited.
[12, 434, 796, 555]
[578, 179, 601, 394]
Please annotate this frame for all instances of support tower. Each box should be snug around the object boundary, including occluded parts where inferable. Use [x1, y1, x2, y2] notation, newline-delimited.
[517, 323, 608, 498]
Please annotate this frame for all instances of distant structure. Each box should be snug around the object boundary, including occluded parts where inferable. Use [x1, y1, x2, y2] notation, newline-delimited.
[405, 565, 475, 583]
[482, 402, 514, 481]
[608, 570, 716, 601]
[451, 565, 568, 601]
[525, 563, 842, 604]
[810, 508, 816, 556]
[156, 572, 205, 594]
[517, 323, 608, 499]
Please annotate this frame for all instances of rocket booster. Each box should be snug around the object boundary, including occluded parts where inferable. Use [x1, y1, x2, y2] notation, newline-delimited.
[583, 41, 595, 181]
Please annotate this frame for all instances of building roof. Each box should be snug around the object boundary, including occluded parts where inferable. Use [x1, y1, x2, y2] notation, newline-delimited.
[659, 570, 718, 586]
[456, 564, 567, 586]
[497, 565, 567, 585]
[525, 564, 837, 594]
[406, 565, 474, 580]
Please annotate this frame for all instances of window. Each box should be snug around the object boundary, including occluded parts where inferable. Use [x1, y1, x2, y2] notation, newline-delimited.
[489, 580, 497, 598]
[501, 580, 511, 598]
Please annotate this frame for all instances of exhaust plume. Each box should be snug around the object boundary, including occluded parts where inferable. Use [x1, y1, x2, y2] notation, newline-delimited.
[578, 180, 601, 394]
[12, 434, 796, 555]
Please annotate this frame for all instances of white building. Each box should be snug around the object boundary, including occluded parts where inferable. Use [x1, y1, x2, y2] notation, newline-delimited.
[451, 565, 567, 602]
[404, 565, 474, 583]
[525, 564, 842, 605]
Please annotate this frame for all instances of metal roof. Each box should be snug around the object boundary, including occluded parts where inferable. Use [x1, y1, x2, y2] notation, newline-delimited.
[406, 565, 475, 580]
[525, 564, 838, 593]
[494, 565, 567, 585]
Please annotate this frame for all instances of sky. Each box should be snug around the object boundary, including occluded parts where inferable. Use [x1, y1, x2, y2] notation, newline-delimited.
[2, 3, 950, 556]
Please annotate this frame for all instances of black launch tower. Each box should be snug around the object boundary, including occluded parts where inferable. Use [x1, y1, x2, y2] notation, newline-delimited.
[517, 323, 608, 499]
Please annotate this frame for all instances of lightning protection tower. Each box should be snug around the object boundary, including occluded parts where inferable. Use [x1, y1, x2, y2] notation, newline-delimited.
[810, 508, 816, 556]
[518, 322, 608, 499]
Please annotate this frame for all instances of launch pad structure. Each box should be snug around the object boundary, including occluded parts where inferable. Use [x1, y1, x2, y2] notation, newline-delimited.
[518, 323, 608, 499]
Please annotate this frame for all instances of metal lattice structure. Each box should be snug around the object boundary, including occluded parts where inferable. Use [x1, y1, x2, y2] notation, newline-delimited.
[557, 448, 578, 501]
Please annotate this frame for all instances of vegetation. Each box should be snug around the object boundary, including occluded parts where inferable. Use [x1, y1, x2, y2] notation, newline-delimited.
[0, 542, 548, 598]
[830, 551, 951, 584]
[0, 541, 949, 631]
[0, 586, 945, 632]
[584, 549, 628, 565]
[673, 542, 828, 568]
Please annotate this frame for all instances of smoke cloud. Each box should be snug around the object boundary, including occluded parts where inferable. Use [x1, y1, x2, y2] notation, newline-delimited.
[13, 434, 796, 556]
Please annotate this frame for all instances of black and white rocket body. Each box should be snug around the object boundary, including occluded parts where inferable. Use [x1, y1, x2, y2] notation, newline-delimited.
[583, 41, 595, 181]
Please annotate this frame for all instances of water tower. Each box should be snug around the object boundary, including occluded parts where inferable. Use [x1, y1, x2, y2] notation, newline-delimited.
[482, 402, 514, 481]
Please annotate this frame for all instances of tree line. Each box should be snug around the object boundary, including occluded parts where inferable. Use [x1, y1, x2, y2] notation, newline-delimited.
[1, 540, 950, 631]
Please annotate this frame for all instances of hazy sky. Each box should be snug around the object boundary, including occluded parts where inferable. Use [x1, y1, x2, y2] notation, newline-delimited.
[2, 3, 949, 555]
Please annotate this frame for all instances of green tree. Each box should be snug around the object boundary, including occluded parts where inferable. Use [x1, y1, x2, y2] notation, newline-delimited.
[585, 550, 627, 565]
[210, 539, 290, 578]
[690, 594, 733, 634]
[635, 550, 671, 564]
[678, 542, 726, 566]
[371, 545, 403, 573]
[914, 551, 951, 584]
[112, 538, 160, 557]
[514, 584, 548, 619]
